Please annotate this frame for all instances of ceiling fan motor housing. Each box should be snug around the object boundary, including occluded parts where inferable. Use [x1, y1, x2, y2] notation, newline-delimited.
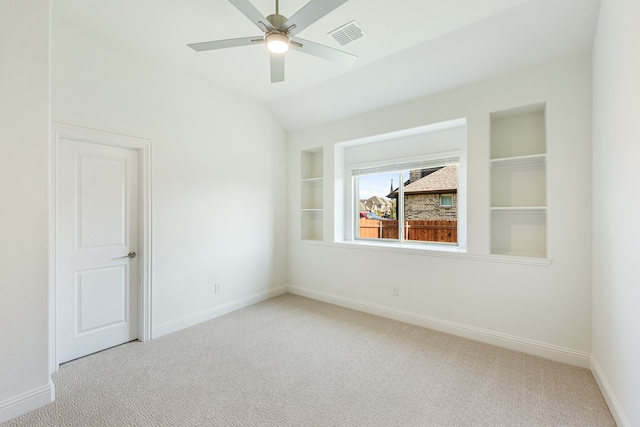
[266, 13, 287, 30]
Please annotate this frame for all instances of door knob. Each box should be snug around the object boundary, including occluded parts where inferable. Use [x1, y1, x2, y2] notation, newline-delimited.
[119, 251, 137, 259]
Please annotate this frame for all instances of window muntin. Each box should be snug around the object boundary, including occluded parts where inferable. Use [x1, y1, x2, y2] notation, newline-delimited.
[354, 160, 458, 245]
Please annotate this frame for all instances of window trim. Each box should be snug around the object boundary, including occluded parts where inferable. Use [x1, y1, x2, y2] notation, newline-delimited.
[440, 193, 454, 207]
[348, 151, 462, 248]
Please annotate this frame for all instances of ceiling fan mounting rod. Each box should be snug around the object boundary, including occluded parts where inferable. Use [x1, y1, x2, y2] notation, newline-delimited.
[267, 0, 297, 33]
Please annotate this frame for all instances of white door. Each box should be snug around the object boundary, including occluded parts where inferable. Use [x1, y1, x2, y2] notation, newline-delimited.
[56, 137, 139, 364]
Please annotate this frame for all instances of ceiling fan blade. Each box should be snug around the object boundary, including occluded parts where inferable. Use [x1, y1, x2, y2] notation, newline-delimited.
[188, 36, 262, 52]
[282, 0, 349, 36]
[228, 0, 275, 32]
[270, 55, 285, 83]
[291, 37, 357, 67]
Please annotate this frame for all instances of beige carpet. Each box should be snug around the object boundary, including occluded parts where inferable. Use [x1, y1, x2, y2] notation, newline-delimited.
[3, 294, 615, 426]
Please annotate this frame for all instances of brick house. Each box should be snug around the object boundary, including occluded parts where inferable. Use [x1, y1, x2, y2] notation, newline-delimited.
[388, 165, 458, 220]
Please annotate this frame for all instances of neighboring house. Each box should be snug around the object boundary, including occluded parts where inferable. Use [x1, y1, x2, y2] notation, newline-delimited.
[388, 165, 458, 220]
[360, 195, 393, 216]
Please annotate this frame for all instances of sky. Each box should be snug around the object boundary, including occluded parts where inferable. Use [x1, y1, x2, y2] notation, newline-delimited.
[357, 171, 409, 200]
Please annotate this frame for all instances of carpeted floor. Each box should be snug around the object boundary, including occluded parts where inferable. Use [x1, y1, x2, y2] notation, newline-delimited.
[3, 294, 615, 426]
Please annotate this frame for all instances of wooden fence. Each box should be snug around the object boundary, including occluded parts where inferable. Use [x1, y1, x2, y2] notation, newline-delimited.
[359, 219, 457, 243]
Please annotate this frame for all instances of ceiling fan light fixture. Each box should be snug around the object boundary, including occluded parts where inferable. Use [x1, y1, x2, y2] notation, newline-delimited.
[265, 32, 290, 54]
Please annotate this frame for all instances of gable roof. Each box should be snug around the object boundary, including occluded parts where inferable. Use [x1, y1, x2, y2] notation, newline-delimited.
[403, 165, 458, 194]
[360, 195, 393, 213]
[368, 195, 391, 207]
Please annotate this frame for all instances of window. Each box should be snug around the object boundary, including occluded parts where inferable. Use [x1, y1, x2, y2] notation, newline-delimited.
[440, 194, 453, 207]
[352, 155, 459, 245]
[336, 118, 467, 250]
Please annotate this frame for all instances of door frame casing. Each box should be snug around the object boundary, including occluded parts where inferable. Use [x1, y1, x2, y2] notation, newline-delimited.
[50, 123, 152, 373]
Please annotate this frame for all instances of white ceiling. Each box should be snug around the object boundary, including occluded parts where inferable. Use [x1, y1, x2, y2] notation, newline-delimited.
[53, 0, 601, 131]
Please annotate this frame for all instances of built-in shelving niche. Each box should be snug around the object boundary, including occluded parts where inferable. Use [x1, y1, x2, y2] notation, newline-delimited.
[490, 103, 547, 258]
[301, 148, 324, 241]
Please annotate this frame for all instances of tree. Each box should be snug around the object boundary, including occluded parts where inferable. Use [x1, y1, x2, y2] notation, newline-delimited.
[387, 199, 397, 219]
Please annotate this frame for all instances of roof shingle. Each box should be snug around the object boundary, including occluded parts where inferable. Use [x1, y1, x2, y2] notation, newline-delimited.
[403, 165, 457, 193]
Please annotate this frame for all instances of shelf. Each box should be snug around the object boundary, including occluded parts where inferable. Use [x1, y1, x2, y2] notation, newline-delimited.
[301, 148, 324, 241]
[301, 149, 323, 180]
[489, 103, 547, 259]
[301, 210, 323, 241]
[490, 250, 547, 259]
[301, 177, 323, 184]
[490, 104, 546, 159]
[491, 206, 546, 213]
[301, 179, 323, 210]
[491, 153, 546, 169]
[491, 209, 547, 258]
[491, 161, 546, 207]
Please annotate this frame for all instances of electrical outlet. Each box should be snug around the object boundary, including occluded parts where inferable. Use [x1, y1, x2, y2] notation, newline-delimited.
[392, 286, 399, 296]
[214, 283, 221, 293]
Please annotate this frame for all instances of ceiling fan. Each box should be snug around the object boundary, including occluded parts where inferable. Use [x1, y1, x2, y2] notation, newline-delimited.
[188, 0, 358, 83]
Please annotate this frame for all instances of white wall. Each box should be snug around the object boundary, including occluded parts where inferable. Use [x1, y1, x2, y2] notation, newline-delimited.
[52, 17, 288, 334]
[592, 0, 640, 425]
[288, 55, 593, 366]
[0, 0, 54, 422]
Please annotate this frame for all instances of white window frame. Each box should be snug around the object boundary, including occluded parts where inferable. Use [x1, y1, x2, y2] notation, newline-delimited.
[347, 151, 465, 250]
[440, 194, 454, 207]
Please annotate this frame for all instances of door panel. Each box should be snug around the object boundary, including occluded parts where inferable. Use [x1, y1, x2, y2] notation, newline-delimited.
[76, 266, 128, 333]
[78, 155, 127, 248]
[57, 137, 139, 364]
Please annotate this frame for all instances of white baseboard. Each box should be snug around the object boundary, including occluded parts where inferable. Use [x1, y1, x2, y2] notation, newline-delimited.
[287, 285, 591, 368]
[152, 286, 288, 339]
[591, 356, 631, 427]
[0, 381, 55, 424]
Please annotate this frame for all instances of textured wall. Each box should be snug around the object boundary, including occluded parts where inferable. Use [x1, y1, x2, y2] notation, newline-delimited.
[289, 55, 593, 366]
[52, 18, 288, 330]
[0, 0, 53, 421]
[592, 0, 640, 425]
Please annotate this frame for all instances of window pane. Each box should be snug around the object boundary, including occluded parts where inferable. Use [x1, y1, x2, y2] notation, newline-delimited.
[403, 165, 458, 243]
[356, 172, 399, 240]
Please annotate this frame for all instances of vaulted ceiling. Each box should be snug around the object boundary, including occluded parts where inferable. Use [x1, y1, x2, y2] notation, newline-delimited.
[53, 0, 601, 130]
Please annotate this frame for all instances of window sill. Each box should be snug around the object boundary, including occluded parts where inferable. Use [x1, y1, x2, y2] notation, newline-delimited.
[346, 239, 463, 253]
[305, 239, 552, 266]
